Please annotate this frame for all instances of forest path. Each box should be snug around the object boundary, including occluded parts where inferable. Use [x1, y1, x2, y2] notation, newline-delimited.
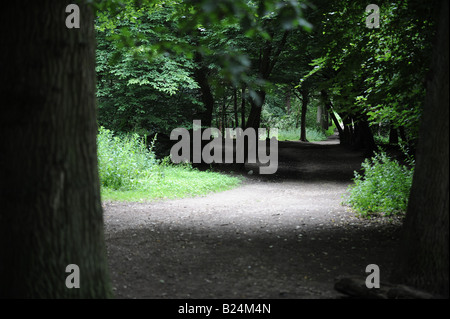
[103, 135, 402, 299]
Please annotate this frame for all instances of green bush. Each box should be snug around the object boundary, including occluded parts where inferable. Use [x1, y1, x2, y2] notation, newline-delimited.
[97, 127, 157, 190]
[344, 150, 414, 217]
[325, 121, 337, 137]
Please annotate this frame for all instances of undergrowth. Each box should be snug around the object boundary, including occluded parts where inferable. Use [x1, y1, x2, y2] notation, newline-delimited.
[277, 127, 328, 141]
[344, 147, 415, 217]
[97, 127, 241, 201]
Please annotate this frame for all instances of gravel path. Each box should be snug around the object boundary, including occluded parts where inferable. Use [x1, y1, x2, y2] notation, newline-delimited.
[103, 136, 403, 299]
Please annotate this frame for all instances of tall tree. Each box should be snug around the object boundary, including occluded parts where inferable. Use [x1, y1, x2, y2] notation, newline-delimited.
[245, 30, 290, 129]
[391, 0, 449, 297]
[0, 2, 112, 298]
[193, 51, 215, 127]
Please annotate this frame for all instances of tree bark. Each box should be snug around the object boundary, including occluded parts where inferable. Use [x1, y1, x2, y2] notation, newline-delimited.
[399, 126, 408, 143]
[390, 0, 449, 297]
[299, 89, 309, 142]
[320, 91, 344, 139]
[241, 86, 246, 128]
[245, 90, 266, 129]
[286, 88, 292, 115]
[193, 51, 215, 127]
[316, 104, 323, 127]
[389, 125, 399, 144]
[354, 117, 376, 153]
[340, 114, 354, 146]
[221, 98, 226, 136]
[0, 2, 112, 298]
[233, 87, 238, 128]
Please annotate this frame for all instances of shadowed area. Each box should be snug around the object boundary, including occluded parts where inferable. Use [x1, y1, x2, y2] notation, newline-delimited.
[105, 213, 400, 298]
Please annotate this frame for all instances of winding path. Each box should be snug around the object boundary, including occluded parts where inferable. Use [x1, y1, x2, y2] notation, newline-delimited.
[103, 136, 402, 299]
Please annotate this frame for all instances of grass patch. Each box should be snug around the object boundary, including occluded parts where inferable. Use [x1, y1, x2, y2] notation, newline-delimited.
[101, 165, 242, 202]
[97, 127, 241, 202]
[277, 127, 328, 142]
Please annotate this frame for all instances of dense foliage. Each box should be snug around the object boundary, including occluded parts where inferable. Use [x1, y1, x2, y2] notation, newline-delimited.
[95, 0, 437, 146]
[96, 4, 201, 136]
[304, 0, 438, 148]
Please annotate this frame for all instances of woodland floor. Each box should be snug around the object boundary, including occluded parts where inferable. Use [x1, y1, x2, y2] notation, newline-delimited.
[103, 135, 403, 299]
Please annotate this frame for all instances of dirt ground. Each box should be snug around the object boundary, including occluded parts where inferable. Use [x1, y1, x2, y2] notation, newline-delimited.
[103, 135, 403, 299]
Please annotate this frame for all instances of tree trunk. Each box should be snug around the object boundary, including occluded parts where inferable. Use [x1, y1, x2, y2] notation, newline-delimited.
[391, 0, 449, 297]
[286, 88, 292, 115]
[233, 87, 238, 129]
[321, 91, 344, 140]
[241, 86, 246, 128]
[245, 90, 266, 129]
[0, 2, 112, 298]
[193, 51, 215, 127]
[399, 126, 408, 142]
[221, 99, 226, 136]
[389, 125, 399, 144]
[246, 31, 289, 130]
[329, 111, 343, 138]
[300, 89, 309, 142]
[325, 108, 330, 128]
[359, 118, 376, 152]
[316, 104, 323, 127]
[340, 114, 354, 146]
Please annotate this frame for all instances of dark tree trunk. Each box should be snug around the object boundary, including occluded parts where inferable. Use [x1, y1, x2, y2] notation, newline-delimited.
[245, 90, 266, 129]
[329, 111, 343, 138]
[0, 2, 112, 298]
[357, 118, 376, 152]
[321, 91, 344, 140]
[341, 114, 354, 146]
[389, 125, 399, 144]
[221, 99, 226, 136]
[323, 108, 329, 130]
[300, 89, 309, 142]
[193, 51, 215, 127]
[391, 0, 449, 297]
[241, 86, 246, 128]
[286, 88, 292, 115]
[399, 126, 408, 142]
[233, 88, 238, 128]
[348, 113, 376, 153]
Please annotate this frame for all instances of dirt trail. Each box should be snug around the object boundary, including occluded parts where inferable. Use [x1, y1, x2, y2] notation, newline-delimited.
[103, 135, 402, 299]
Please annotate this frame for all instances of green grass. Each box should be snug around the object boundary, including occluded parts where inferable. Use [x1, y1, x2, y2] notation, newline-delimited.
[97, 127, 241, 202]
[101, 165, 242, 202]
[277, 127, 328, 142]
